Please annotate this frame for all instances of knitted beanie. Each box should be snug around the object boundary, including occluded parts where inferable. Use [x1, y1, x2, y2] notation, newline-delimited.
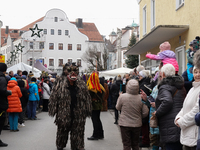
[139, 70, 147, 78]
[159, 41, 171, 51]
[10, 77, 17, 81]
[126, 79, 139, 95]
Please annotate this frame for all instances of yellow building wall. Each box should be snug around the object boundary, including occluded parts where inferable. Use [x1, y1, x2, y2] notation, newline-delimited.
[139, 0, 200, 65]
[140, 31, 189, 62]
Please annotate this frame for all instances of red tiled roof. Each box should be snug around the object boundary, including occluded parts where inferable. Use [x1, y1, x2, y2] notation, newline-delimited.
[21, 17, 103, 42]
[1, 17, 103, 46]
[20, 17, 44, 31]
[71, 22, 103, 42]
[1, 28, 20, 46]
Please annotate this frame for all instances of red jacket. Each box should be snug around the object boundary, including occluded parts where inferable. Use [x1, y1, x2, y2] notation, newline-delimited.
[7, 80, 22, 113]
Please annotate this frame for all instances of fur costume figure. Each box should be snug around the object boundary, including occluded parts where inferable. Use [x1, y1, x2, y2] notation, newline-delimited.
[48, 63, 92, 150]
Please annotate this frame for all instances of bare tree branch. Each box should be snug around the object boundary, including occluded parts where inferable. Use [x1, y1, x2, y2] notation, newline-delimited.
[82, 44, 108, 71]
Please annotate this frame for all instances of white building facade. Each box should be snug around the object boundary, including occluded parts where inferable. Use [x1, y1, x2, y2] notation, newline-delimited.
[1, 9, 104, 74]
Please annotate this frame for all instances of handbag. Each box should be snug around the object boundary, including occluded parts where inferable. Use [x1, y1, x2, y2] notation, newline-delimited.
[149, 89, 178, 128]
[150, 114, 158, 128]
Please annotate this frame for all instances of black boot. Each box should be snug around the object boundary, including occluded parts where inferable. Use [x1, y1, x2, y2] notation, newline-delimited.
[87, 136, 98, 140]
[88, 130, 99, 140]
[98, 130, 104, 139]
[0, 140, 8, 147]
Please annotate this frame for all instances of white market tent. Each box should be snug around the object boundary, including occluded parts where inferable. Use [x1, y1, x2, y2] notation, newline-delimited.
[7, 62, 42, 78]
[99, 67, 133, 79]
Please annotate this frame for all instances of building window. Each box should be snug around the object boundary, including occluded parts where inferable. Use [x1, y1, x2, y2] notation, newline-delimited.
[58, 59, 63, 67]
[143, 5, 147, 35]
[30, 42, 33, 49]
[68, 59, 72, 64]
[175, 45, 186, 75]
[49, 43, 54, 50]
[77, 44, 81, 51]
[54, 17, 58, 22]
[51, 29, 54, 35]
[68, 44, 72, 50]
[58, 43, 63, 50]
[39, 42, 44, 49]
[44, 29, 47, 34]
[29, 58, 32, 66]
[77, 59, 81, 67]
[151, 0, 155, 29]
[49, 59, 54, 66]
[176, 0, 184, 10]
[65, 30, 69, 35]
[58, 29, 62, 35]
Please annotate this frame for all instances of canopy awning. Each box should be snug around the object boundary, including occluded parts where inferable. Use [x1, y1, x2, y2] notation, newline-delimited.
[99, 67, 133, 78]
[125, 25, 189, 55]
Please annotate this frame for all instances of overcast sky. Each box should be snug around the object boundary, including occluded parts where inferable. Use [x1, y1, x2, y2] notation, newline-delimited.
[0, 0, 139, 37]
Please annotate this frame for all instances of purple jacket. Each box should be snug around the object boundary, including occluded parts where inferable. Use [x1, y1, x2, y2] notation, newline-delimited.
[146, 50, 179, 72]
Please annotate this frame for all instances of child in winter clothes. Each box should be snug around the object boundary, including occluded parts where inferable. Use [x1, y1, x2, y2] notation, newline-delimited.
[17, 80, 29, 127]
[7, 77, 22, 131]
[141, 85, 160, 150]
[146, 41, 179, 74]
[27, 77, 40, 120]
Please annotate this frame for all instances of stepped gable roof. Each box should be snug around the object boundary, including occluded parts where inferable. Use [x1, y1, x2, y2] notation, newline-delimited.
[71, 22, 103, 42]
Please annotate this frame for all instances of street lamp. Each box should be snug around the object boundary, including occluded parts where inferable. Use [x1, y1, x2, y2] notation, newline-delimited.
[0, 20, 3, 55]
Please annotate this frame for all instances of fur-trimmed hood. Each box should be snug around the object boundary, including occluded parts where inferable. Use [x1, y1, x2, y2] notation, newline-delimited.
[158, 75, 184, 90]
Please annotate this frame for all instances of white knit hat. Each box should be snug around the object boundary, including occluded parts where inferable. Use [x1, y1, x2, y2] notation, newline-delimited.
[139, 70, 147, 78]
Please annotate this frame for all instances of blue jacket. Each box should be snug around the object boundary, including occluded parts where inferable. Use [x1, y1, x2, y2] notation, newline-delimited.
[142, 85, 159, 135]
[28, 82, 40, 101]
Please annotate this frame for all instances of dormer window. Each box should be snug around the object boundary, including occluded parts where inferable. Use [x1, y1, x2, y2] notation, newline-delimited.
[54, 17, 58, 22]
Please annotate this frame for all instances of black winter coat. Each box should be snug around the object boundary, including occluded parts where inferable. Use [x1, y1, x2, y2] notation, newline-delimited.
[156, 75, 186, 144]
[110, 80, 122, 105]
[139, 77, 151, 124]
[0, 72, 11, 112]
[139, 77, 151, 96]
[18, 80, 29, 108]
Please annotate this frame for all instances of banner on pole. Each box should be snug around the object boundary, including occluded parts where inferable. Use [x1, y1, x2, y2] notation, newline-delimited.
[0, 55, 5, 63]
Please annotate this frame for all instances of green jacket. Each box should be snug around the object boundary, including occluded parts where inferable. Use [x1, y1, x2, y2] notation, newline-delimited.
[89, 90, 104, 110]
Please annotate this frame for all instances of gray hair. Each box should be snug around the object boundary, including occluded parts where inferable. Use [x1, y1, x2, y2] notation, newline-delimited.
[161, 64, 175, 77]
[136, 65, 145, 73]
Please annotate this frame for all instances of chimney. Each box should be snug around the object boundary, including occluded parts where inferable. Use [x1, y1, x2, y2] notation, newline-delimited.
[19, 31, 24, 36]
[5, 26, 9, 34]
[76, 18, 83, 28]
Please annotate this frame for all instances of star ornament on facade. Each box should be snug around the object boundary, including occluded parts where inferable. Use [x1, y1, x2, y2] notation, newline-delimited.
[15, 43, 24, 52]
[29, 24, 43, 38]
